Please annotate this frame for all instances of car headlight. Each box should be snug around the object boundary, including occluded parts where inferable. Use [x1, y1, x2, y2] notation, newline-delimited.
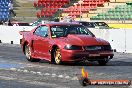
[64, 44, 82, 50]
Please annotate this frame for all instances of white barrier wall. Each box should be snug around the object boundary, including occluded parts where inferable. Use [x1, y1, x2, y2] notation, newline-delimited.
[0, 26, 35, 44]
[90, 29, 132, 53]
[126, 30, 132, 53]
[0, 26, 132, 53]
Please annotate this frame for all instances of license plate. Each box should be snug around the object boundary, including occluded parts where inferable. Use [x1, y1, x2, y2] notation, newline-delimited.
[89, 54, 100, 57]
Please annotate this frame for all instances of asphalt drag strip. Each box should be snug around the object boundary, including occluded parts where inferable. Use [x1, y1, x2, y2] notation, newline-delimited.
[0, 44, 132, 88]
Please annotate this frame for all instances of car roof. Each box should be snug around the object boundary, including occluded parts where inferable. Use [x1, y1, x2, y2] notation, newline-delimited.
[39, 22, 81, 26]
[75, 21, 93, 22]
[94, 22, 106, 24]
[75, 21, 106, 23]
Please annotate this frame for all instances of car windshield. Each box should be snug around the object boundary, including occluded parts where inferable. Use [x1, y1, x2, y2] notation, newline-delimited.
[94, 22, 109, 28]
[51, 25, 94, 38]
[79, 22, 95, 28]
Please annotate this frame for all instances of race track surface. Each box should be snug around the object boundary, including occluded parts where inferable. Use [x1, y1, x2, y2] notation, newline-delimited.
[0, 44, 132, 88]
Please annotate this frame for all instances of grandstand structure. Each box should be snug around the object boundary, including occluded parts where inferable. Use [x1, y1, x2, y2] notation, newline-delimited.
[33, 0, 132, 23]
[34, 0, 70, 18]
[12, 0, 38, 22]
[0, 0, 131, 24]
[0, 0, 38, 23]
[0, 0, 10, 22]
[90, 1, 132, 23]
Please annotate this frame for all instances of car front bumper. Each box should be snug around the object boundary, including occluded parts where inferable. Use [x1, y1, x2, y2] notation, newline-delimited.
[61, 50, 114, 62]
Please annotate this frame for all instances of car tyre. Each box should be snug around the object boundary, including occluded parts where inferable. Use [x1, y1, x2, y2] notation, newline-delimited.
[54, 48, 62, 65]
[98, 59, 108, 66]
[25, 45, 40, 62]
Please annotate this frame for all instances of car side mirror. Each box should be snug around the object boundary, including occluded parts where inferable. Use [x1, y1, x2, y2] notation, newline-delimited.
[92, 34, 95, 37]
[44, 34, 48, 37]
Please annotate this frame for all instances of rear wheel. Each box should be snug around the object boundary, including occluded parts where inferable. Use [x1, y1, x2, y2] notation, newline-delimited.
[25, 45, 40, 62]
[54, 48, 62, 65]
[98, 59, 109, 66]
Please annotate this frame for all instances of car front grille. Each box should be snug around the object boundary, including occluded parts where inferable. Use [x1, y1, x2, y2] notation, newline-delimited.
[84, 45, 111, 51]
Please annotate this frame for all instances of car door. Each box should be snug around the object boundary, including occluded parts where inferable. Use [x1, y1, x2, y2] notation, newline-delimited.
[33, 26, 51, 60]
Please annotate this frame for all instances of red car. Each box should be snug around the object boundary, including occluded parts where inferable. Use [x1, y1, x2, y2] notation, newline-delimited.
[20, 22, 114, 65]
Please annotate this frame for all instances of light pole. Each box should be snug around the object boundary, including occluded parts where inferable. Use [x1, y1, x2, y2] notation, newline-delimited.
[78, 0, 83, 21]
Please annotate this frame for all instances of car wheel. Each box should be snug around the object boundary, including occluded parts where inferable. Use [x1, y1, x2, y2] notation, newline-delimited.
[54, 48, 62, 65]
[98, 59, 109, 66]
[25, 45, 40, 62]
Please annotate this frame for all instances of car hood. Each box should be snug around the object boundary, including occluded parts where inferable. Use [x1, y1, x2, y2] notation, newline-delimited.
[54, 34, 109, 46]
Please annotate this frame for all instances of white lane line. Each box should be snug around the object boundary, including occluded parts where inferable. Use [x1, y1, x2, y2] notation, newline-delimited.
[30, 71, 37, 74]
[51, 73, 56, 77]
[23, 70, 29, 73]
[10, 68, 17, 71]
[58, 75, 63, 78]
[65, 76, 71, 79]
[8, 68, 78, 81]
[17, 69, 24, 72]
[44, 73, 50, 76]
[37, 72, 43, 75]
[71, 77, 78, 80]
[36, 72, 41, 74]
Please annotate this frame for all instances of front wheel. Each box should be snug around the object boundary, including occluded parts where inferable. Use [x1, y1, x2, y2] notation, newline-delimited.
[54, 48, 62, 65]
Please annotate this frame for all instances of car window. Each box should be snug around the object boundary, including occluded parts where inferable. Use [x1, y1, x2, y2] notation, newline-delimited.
[95, 22, 109, 28]
[51, 26, 65, 38]
[79, 28, 90, 35]
[51, 25, 94, 38]
[80, 22, 95, 28]
[34, 26, 49, 37]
